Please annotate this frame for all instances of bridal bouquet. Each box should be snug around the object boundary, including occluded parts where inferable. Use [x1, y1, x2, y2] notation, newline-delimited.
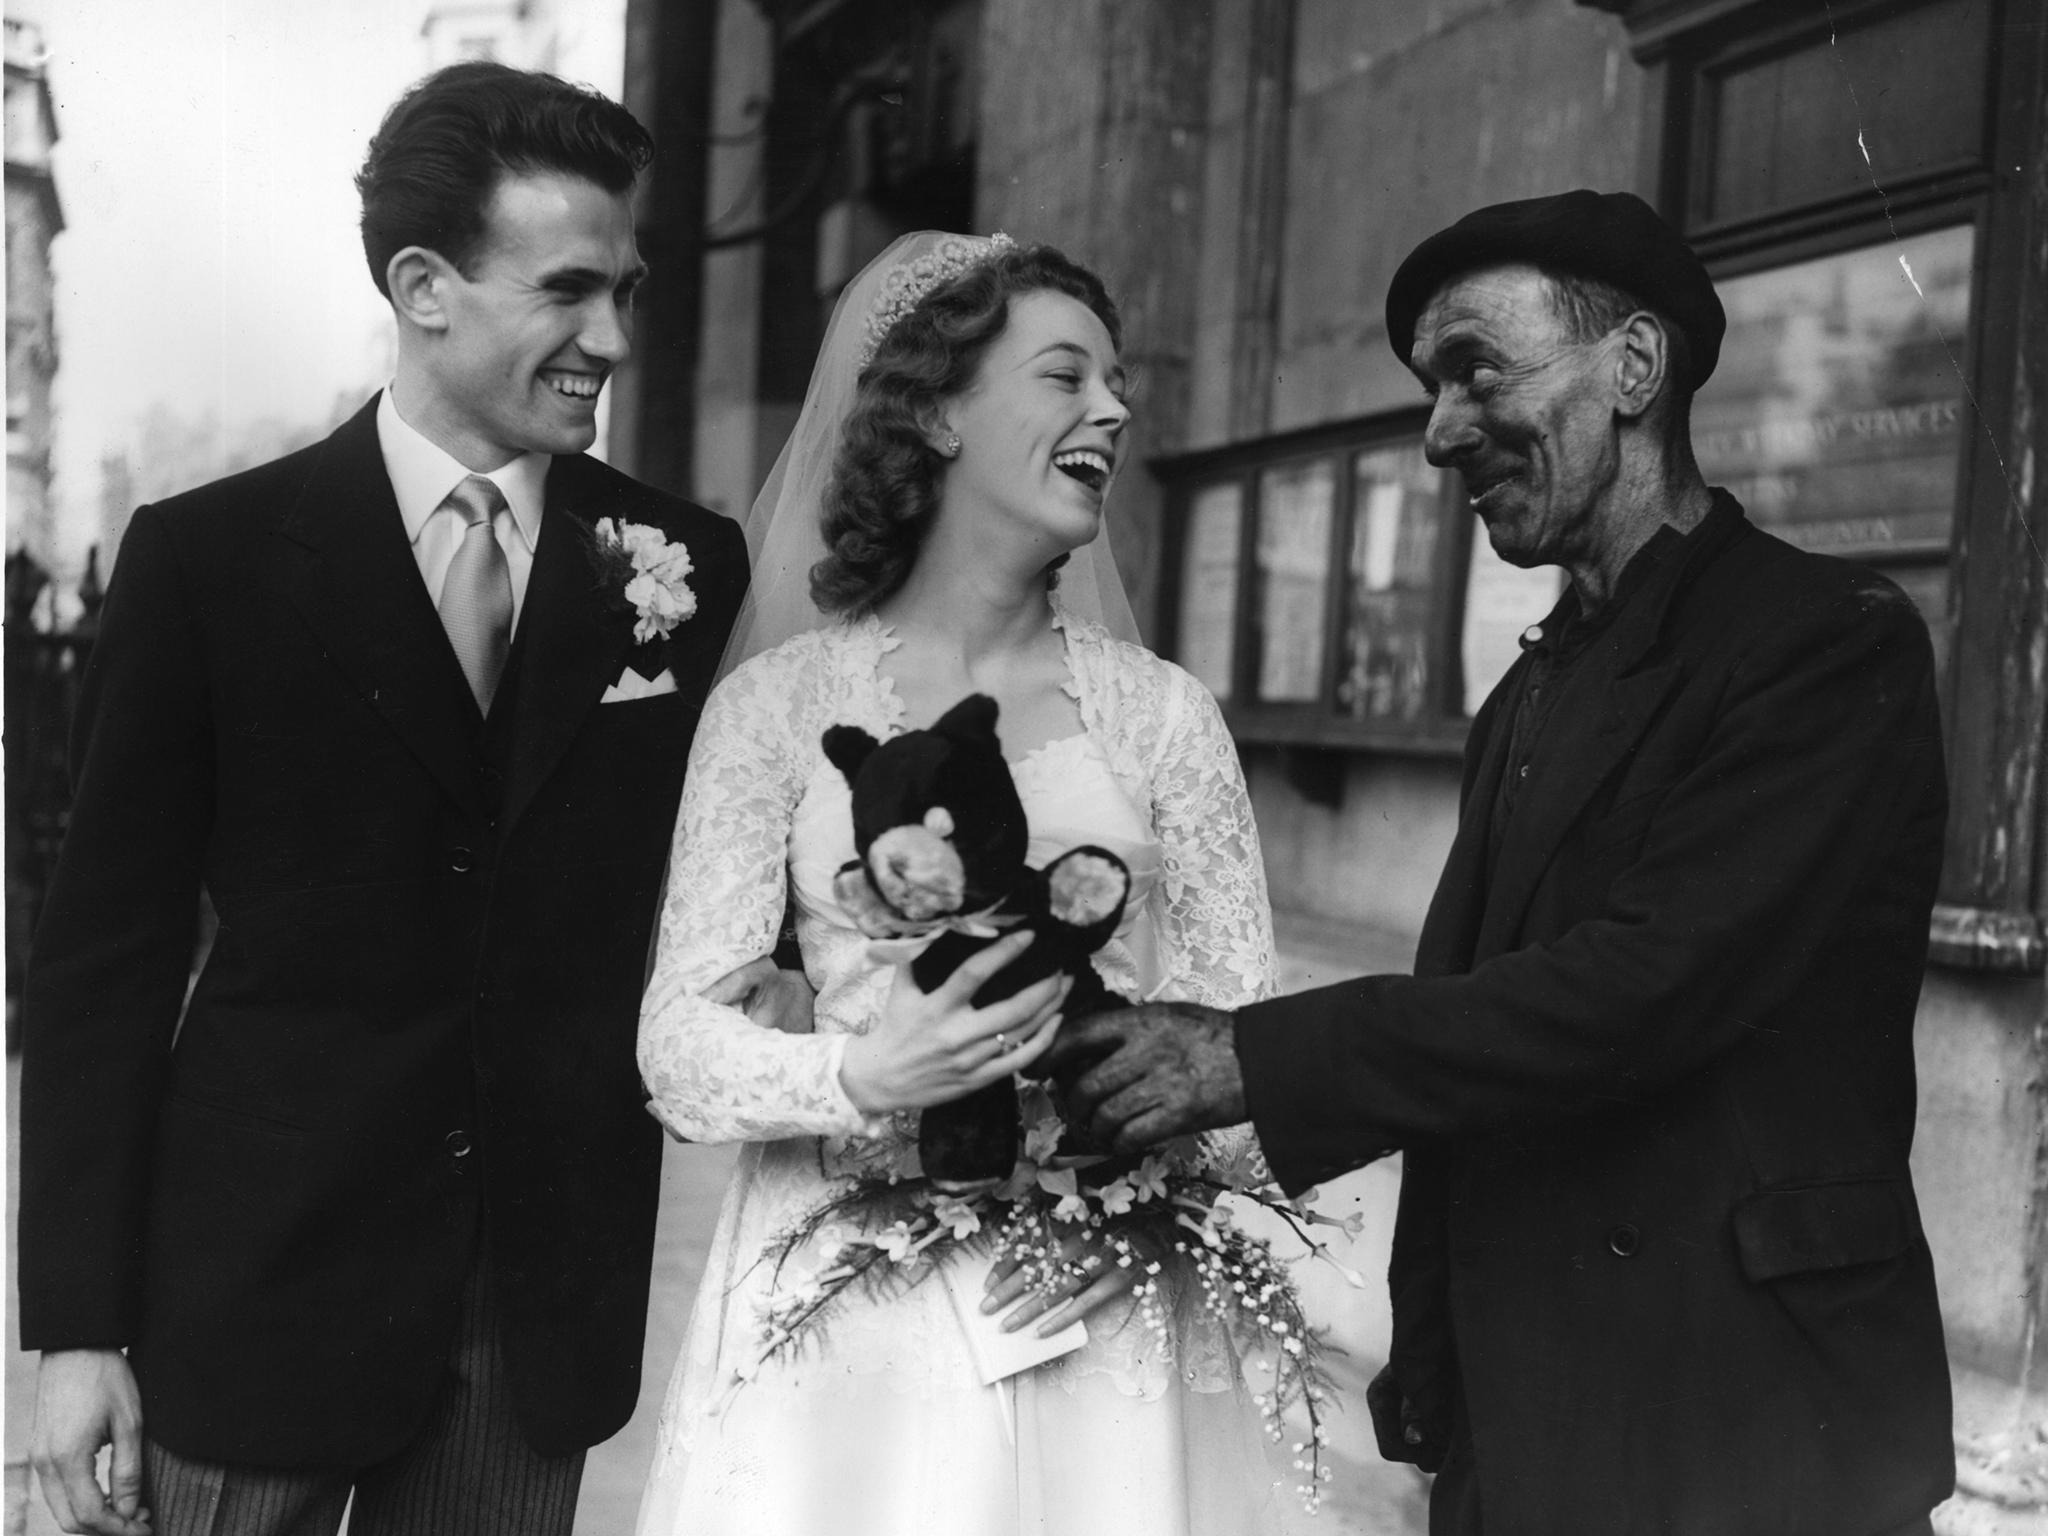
[721, 1084, 1357, 1513]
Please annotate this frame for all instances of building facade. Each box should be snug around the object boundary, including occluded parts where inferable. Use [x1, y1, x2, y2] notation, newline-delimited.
[5, 17, 63, 568]
[624, 0, 2046, 1517]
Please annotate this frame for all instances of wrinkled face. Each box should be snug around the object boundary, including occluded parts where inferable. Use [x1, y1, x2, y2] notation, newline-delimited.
[428, 171, 645, 464]
[939, 290, 1131, 557]
[1409, 264, 1621, 570]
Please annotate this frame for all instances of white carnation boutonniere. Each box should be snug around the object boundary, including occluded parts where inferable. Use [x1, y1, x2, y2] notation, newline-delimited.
[584, 517, 697, 645]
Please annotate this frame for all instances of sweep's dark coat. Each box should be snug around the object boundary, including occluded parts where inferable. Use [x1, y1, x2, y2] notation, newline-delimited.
[18, 397, 746, 1466]
[1237, 496, 1954, 1533]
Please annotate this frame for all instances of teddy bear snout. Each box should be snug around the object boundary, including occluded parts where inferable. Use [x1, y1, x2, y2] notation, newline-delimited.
[868, 825, 967, 920]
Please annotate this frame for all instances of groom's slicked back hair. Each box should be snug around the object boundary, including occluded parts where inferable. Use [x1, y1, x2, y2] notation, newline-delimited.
[357, 61, 653, 297]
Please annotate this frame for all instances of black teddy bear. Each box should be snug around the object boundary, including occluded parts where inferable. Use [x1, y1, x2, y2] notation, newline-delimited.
[823, 694, 1134, 1190]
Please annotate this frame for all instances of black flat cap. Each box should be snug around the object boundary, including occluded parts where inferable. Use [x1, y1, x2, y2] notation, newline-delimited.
[1386, 189, 1725, 389]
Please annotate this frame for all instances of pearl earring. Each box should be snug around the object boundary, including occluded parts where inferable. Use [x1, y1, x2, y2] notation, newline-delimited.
[942, 433, 961, 457]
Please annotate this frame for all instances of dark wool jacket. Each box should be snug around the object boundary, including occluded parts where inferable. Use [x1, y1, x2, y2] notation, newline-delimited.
[19, 397, 747, 1465]
[1239, 495, 1954, 1534]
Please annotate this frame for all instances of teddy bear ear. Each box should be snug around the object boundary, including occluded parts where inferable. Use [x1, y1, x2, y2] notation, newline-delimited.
[1043, 846, 1132, 934]
[933, 693, 1000, 744]
[822, 724, 880, 780]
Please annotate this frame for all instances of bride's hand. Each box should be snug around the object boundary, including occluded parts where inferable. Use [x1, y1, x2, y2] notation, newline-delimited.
[838, 931, 1068, 1115]
[981, 1223, 1167, 1337]
[704, 956, 816, 1035]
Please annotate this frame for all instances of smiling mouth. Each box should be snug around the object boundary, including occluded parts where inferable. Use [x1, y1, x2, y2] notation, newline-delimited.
[1053, 448, 1112, 494]
[1466, 474, 1516, 512]
[543, 370, 604, 402]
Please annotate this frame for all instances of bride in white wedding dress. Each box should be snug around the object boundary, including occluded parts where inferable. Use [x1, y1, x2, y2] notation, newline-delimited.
[635, 233, 1284, 1536]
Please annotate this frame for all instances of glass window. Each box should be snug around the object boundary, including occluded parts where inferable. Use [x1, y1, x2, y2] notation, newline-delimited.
[1177, 482, 1243, 700]
[1337, 443, 1440, 722]
[1252, 459, 1335, 703]
[1694, 225, 1973, 560]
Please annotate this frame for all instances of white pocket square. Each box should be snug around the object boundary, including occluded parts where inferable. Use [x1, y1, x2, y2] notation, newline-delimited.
[602, 666, 678, 704]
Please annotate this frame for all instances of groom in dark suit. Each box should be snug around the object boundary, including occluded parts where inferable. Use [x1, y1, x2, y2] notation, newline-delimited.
[1053, 192, 1953, 1534]
[18, 63, 745, 1536]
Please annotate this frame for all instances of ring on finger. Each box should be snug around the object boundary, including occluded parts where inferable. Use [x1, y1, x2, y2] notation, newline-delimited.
[994, 1032, 1008, 1052]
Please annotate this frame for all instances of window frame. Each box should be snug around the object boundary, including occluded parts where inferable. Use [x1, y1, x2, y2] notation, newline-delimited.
[1153, 407, 1481, 757]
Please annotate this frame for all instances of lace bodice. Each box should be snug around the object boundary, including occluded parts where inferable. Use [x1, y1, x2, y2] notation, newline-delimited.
[635, 610, 1282, 1472]
[638, 608, 1278, 1159]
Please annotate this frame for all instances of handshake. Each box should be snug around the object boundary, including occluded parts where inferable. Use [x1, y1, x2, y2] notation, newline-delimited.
[1037, 1000, 1248, 1153]
[711, 951, 1248, 1156]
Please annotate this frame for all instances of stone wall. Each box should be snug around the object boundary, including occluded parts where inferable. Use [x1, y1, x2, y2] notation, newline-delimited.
[977, 0, 1217, 631]
[1273, 0, 1641, 428]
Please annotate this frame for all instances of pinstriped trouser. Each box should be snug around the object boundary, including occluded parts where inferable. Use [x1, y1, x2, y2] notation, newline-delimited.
[143, 1262, 585, 1536]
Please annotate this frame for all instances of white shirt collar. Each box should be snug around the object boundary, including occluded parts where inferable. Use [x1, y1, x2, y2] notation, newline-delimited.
[376, 387, 547, 555]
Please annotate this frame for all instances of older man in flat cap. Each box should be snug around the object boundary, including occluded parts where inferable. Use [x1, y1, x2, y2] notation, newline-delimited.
[1051, 190, 1954, 1533]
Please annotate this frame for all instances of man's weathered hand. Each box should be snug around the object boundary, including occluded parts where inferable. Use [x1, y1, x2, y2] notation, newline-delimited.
[30, 1349, 152, 1536]
[1044, 1002, 1245, 1154]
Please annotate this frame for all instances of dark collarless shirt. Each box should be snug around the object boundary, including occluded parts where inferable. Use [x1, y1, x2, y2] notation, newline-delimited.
[1486, 522, 1692, 857]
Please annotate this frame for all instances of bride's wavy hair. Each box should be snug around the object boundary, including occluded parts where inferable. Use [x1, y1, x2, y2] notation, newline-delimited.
[811, 245, 1123, 618]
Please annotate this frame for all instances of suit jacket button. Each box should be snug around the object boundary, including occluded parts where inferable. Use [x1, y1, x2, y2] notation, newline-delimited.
[445, 1130, 472, 1158]
[1607, 1223, 1641, 1258]
[449, 846, 474, 873]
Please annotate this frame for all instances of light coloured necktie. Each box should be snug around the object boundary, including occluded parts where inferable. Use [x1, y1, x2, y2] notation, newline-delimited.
[436, 474, 514, 713]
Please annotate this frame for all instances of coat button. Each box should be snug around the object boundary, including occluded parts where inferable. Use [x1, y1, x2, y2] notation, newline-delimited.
[445, 1130, 472, 1158]
[449, 846, 474, 873]
[1607, 1223, 1641, 1258]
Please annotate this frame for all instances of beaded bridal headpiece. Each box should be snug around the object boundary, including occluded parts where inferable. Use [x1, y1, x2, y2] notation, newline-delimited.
[855, 231, 1018, 369]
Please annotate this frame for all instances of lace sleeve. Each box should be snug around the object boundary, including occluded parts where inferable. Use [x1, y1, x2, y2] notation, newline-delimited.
[638, 650, 877, 1144]
[1143, 664, 1279, 1180]
[1148, 667, 1279, 1010]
